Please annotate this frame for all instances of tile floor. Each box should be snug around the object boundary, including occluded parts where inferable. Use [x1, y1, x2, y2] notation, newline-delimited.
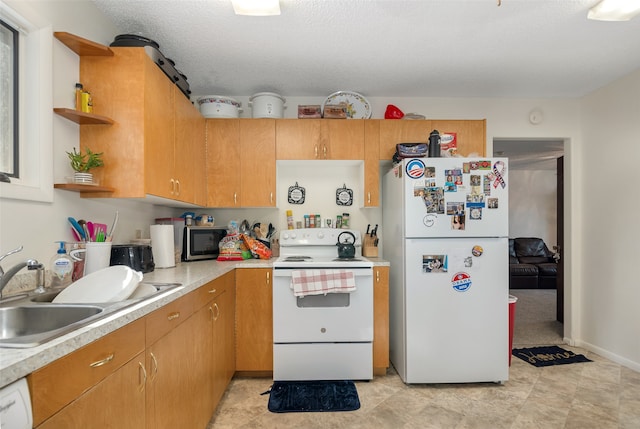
[208, 290, 640, 428]
[209, 353, 640, 429]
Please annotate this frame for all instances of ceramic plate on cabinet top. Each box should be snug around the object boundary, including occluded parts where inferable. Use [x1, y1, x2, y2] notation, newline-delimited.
[322, 91, 372, 119]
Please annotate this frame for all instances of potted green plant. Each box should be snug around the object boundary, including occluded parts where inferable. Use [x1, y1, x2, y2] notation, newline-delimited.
[66, 146, 104, 184]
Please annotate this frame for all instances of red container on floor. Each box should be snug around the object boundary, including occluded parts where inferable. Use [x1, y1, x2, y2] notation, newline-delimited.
[509, 295, 518, 365]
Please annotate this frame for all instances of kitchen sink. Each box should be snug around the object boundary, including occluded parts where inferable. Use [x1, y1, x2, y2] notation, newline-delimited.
[0, 282, 183, 348]
[0, 305, 105, 346]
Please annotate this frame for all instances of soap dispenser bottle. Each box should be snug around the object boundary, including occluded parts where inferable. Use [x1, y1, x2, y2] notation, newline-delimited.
[50, 241, 73, 287]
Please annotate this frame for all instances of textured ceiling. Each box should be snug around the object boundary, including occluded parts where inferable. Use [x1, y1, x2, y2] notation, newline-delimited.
[91, 0, 640, 99]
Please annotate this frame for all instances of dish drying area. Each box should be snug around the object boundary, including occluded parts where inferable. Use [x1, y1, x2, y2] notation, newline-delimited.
[0, 266, 182, 348]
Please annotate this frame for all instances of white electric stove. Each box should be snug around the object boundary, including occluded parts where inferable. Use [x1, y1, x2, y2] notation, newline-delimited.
[272, 228, 374, 381]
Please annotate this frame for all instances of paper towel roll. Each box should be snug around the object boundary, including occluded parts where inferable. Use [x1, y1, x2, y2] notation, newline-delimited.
[150, 224, 175, 268]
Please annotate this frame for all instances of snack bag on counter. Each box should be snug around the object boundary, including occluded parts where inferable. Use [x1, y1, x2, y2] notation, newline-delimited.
[241, 234, 272, 260]
[217, 233, 251, 261]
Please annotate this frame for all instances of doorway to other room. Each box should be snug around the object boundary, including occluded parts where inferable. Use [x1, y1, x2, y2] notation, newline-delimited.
[493, 139, 564, 342]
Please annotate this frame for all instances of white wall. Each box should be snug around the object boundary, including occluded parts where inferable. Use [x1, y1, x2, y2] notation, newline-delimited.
[1, 1, 173, 294]
[508, 169, 558, 248]
[578, 69, 640, 369]
[5, 0, 639, 370]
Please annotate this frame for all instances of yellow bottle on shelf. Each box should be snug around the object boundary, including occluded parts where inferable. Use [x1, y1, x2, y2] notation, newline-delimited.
[81, 91, 93, 113]
[74, 83, 83, 111]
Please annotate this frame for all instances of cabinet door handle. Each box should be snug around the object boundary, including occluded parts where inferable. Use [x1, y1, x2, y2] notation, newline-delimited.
[234, 192, 237, 205]
[138, 361, 147, 392]
[270, 192, 273, 204]
[150, 352, 158, 378]
[213, 302, 220, 321]
[209, 305, 214, 321]
[376, 270, 380, 282]
[367, 192, 371, 204]
[175, 179, 180, 196]
[266, 271, 270, 286]
[170, 178, 175, 195]
[209, 288, 217, 294]
[314, 145, 319, 158]
[167, 311, 180, 321]
[323, 145, 327, 158]
[89, 353, 114, 368]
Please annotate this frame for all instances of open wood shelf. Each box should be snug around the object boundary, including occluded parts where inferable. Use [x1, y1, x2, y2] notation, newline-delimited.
[53, 108, 114, 125]
[54, 32, 113, 56]
[54, 183, 115, 193]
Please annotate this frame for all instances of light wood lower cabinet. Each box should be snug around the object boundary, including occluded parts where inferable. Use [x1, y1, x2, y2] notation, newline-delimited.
[145, 304, 202, 429]
[28, 266, 387, 427]
[235, 268, 273, 372]
[373, 266, 390, 374]
[37, 352, 146, 429]
[29, 278, 236, 429]
[194, 272, 236, 410]
[30, 319, 146, 428]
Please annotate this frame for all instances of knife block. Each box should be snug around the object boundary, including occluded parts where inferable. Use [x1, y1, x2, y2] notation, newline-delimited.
[362, 236, 378, 258]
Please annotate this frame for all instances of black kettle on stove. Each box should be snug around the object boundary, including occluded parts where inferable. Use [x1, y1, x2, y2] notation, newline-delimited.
[336, 231, 356, 259]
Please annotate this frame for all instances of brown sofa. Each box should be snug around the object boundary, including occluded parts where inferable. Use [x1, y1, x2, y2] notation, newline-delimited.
[509, 237, 558, 289]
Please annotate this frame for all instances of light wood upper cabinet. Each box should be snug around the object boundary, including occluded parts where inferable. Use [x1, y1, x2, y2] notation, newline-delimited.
[364, 120, 380, 207]
[379, 120, 434, 161]
[430, 119, 486, 157]
[235, 268, 273, 372]
[174, 87, 207, 206]
[379, 119, 486, 160]
[274, 119, 322, 159]
[276, 119, 364, 160]
[206, 119, 275, 207]
[206, 119, 241, 207]
[240, 119, 276, 207]
[143, 63, 175, 199]
[78, 47, 205, 204]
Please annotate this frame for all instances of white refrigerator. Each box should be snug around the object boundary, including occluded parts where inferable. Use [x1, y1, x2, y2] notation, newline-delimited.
[382, 157, 509, 384]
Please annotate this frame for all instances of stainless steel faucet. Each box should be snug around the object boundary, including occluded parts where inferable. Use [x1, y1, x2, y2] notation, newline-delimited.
[0, 246, 45, 297]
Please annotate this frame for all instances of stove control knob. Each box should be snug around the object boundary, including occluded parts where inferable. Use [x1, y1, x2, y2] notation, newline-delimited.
[282, 233, 289, 240]
[290, 232, 297, 239]
[317, 231, 324, 239]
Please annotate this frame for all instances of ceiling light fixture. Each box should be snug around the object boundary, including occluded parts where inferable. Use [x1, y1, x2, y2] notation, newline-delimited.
[231, 0, 280, 16]
[588, 0, 640, 21]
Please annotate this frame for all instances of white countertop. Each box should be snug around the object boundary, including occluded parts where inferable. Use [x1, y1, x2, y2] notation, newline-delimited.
[0, 257, 388, 388]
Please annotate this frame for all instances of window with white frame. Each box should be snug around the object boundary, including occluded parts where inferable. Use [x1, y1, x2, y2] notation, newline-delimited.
[0, 2, 53, 202]
[0, 18, 19, 179]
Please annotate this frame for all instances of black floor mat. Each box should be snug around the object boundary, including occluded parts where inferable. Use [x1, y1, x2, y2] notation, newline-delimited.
[267, 380, 360, 413]
[512, 345, 592, 367]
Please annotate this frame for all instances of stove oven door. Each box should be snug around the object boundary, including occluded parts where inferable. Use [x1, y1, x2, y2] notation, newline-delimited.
[272, 267, 373, 343]
[272, 266, 374, 381]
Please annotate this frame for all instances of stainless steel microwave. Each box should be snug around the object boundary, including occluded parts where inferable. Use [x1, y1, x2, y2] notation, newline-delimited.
[182, 226, 227, 262]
